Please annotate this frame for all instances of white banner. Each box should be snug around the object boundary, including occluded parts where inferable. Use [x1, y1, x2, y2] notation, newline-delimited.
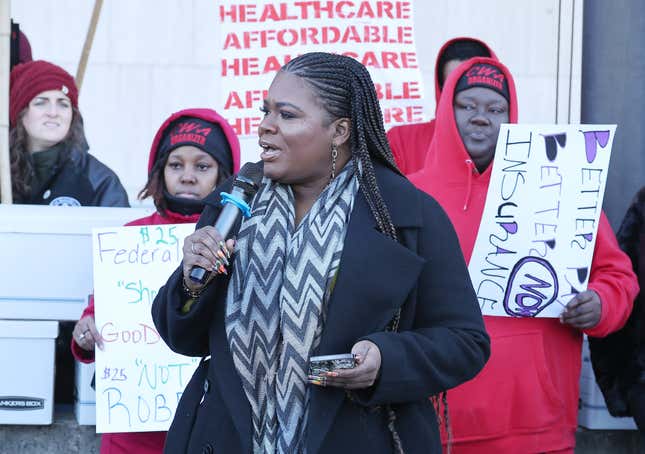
[468, 124, 616, 318]
[216, 0, 425, 162]
[92, 223, 198, 433]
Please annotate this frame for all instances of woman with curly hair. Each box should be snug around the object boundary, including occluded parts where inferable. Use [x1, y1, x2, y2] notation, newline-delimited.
[9, 60, 128, 206]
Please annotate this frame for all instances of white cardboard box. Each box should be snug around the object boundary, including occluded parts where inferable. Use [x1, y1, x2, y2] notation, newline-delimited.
[578, 337, 637, 430]
[0, 320, 58, 425]
[0, 205, 152, 321]
[74, 361, 96, 425]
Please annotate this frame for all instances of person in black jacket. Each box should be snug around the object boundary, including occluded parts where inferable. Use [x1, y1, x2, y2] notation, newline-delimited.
[590, 186, 645, 441]
[9, 60, 129, 206]
[152, 52, 490, 454]
[8, 59, 130, 407]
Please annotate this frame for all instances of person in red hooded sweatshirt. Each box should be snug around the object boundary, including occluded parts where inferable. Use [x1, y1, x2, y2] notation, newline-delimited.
[409, 58, 639, 453]
[70, 108, 241, 454]
[387, 37, 496, 175]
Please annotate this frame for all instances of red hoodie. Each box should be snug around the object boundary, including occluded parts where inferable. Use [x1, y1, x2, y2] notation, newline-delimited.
[409, 58, 639, 453]
[71, 108, 240, 454]
[387, 37, 497, 175]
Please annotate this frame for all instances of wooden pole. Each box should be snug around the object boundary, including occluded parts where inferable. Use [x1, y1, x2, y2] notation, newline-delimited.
[0, 0, 12, 203]
[75, 0, 103, 91]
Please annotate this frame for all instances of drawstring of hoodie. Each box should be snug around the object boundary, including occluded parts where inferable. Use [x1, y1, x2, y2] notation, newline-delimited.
[463, 159, 474, 211]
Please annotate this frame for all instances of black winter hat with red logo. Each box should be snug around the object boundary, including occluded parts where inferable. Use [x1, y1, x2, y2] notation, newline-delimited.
[455, 62, 510, 101]
[157, 117, 233, 173]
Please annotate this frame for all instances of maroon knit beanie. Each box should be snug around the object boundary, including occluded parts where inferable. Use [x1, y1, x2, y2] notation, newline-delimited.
[18, 30, 33, 64]
[10, 60, 78, 127]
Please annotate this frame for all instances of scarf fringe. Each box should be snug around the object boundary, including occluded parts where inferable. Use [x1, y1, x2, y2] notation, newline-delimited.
[431, 391, 452, 454]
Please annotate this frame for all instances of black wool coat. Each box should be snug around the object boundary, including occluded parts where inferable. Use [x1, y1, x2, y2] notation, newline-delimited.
[152, 161, 490, 453]
[589, 186, 645, 416]
[19, 143, 129, 207]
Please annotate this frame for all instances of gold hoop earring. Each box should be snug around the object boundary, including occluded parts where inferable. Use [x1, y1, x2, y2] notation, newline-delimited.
[331, 143, 338, 180]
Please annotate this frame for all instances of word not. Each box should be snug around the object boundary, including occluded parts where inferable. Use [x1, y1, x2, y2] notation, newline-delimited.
[219, 1, 412, 22]
[135, 358, 194, 391]
[503, 256, 559, 317]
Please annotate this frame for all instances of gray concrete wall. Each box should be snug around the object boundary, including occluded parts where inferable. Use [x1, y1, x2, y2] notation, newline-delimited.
[582, 0, 645, 230]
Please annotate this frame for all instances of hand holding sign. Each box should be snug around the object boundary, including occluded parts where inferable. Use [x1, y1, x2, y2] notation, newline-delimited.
[468, 124, 616, 318]
[559, 289, 601, 329]
[73, 314, 104, 352]
[93, 223, 200, 433]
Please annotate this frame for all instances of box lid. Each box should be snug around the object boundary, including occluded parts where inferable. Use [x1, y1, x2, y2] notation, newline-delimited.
[0, 320, 59, 338]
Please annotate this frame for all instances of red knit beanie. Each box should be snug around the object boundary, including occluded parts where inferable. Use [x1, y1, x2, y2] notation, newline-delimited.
[10, 60, 78, 127]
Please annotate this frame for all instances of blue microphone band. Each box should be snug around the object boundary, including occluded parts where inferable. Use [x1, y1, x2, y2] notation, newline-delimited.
[220, 192, 252, 218]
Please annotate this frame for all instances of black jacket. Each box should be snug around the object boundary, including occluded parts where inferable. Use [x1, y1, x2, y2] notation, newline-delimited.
[152, 161, 490, 453]
[21, 144, 129, 207]
[589, 186, 645, 416]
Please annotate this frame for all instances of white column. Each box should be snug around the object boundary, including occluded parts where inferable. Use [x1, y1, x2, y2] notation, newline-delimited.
[0, 0, 11, 204]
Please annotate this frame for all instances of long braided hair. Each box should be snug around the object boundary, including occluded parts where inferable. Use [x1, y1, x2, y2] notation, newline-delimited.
[282, 52, 400, 241]
[282, 52, 420, 454]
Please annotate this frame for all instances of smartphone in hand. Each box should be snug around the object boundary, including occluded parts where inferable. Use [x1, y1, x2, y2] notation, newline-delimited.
[308, 353, 357, 377]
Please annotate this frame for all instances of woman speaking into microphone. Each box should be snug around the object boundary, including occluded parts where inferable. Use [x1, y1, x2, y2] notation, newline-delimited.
[152, 52, 490, 454]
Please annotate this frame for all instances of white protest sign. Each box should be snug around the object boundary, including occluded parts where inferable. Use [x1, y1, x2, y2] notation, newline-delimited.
[468, 124, 616, 318]
[216, 0, 425, 161]
[92, 223, 199, 433]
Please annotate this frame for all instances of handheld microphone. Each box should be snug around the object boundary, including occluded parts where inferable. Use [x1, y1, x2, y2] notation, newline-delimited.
[189, 162, 263, 284]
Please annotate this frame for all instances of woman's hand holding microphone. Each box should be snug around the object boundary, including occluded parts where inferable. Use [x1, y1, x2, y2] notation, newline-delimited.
[182, 226, 236, 294]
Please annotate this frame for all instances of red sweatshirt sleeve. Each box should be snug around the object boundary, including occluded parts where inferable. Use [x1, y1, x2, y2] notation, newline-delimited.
[71, 295, 96, 363]
[386, 125, 409, 174]
[585, 211, 640, 337]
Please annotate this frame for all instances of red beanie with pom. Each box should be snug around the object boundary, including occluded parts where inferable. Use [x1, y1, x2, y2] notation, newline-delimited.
[10, 60, 78, 127]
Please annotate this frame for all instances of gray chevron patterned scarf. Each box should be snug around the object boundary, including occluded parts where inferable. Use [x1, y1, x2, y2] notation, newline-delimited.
[225, 164, 358, 453]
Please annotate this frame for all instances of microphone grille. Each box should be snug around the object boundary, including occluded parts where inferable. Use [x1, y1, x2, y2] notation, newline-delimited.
[234, 161, 264, 196]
